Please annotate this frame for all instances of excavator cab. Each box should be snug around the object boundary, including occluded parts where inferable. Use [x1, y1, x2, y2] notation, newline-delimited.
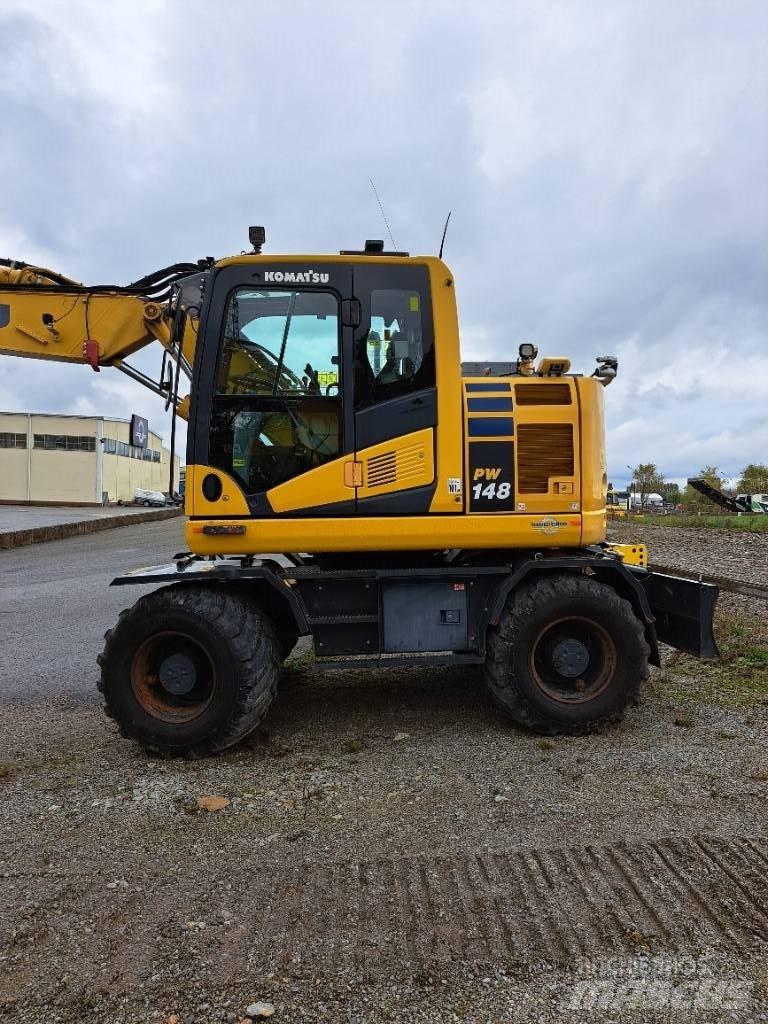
[188, 254, 443, 523]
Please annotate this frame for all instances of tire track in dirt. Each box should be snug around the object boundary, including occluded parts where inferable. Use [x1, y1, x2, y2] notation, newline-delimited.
[3, 835, 768, 990]
[246, 834, 768, 975]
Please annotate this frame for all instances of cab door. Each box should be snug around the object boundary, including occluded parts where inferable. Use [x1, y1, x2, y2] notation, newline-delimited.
[351, 263, 438, 515]
[191, 262, 356, 516]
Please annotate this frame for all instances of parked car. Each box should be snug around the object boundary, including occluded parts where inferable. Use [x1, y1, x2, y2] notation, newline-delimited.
[134, 488, 168, 507]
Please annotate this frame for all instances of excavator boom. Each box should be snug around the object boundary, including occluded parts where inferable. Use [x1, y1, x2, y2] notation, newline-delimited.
[0, 258, 206, 415]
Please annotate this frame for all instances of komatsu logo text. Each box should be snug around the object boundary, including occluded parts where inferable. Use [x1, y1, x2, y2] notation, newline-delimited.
[264, 270, 329, 284]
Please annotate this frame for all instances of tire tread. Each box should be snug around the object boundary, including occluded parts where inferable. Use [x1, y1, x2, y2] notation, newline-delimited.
[484, 573, 649, 735]
[98, 585, 279, 756]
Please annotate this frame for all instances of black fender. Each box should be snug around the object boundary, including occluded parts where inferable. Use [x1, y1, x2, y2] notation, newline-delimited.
[485, 555, 662, 666]
[485, 555, 720, 664]
[111, 557, 310, 636]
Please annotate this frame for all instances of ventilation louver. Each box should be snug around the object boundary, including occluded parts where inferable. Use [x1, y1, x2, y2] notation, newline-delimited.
[517, 424, 574, 493]
[364, 441, 428, 490]
[366, 450, 398, 488]
[515, 383, 572, 406]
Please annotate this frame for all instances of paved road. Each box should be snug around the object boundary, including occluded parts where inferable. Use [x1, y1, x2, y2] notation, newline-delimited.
[0, 503, 166, 533]
[0, 517, 185, 698]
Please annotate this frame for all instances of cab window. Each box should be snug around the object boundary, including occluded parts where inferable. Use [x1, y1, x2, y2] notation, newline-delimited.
[217, 289, 340, 396]
[210, 288, 342, 495]
[355, 281, 435, 408]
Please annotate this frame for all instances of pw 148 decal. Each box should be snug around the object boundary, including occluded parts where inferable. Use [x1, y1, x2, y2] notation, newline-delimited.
[468, 441, 515, 512]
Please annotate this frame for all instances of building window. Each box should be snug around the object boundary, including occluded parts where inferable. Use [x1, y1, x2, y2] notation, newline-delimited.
[33, 434, 96, 452]
[103, 439, 163, 460]
[0, 432, 26, 449]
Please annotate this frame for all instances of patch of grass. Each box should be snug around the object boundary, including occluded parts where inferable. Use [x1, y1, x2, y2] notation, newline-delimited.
[0, 763, 16, 783]
[652, 608, 768, 709]
[342, 738, 364, 754]
[284, 649, 315, 672]
[633, 513, 768, 532]
[625, 927, 662, 952]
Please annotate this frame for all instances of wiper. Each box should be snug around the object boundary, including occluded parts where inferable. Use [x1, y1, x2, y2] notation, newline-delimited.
[273, 292, 297, 395]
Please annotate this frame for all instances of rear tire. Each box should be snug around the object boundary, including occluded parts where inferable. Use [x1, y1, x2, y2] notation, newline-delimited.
[98, 585, 280, 755]
[485, 573, 649, 734]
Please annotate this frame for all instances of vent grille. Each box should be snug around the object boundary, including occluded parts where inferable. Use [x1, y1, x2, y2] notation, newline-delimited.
[515, 383, 571, 406]
[517, 424, 574, 493]
[366, 450, 397, 488]
[364, 442, 428, 490]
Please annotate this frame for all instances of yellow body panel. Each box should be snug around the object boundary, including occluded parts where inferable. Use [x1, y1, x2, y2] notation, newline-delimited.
[186, 512, 584, 556]
[267, 456, 352, 513]
[357, 428, 434, 500]
[575, 377, 608, 544]
[425, 263, 464, 512]
[185, 465, 251, 517]
[462, 376, 583, 517]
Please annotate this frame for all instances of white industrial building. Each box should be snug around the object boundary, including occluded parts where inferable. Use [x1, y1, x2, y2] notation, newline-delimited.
[0, 411, 180, 506]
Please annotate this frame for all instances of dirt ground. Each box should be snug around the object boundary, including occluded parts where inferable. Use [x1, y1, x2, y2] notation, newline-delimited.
[608, 518, 768, 586]
[2, 523, 768, 1023]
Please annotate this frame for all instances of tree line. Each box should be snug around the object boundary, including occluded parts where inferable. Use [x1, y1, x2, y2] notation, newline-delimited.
[614, 463, 768, 511]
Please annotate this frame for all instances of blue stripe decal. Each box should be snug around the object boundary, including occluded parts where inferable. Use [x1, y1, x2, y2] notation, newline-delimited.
[467, 397, 514, 412]
[465, 382, 512, 392]
[468, 417, 514, 437]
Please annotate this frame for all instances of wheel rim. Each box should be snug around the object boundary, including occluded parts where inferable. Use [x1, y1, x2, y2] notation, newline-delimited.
[529, 615, 616, 704]
[130, 631, 217, 723]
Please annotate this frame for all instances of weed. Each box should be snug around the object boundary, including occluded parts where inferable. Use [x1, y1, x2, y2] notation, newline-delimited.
[652, 607, 768, 710]
[284, 650, 315, 672]
[625, 927, 660, 952]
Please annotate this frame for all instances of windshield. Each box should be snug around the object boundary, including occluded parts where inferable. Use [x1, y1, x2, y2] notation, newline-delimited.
[217, 288, 339, 396]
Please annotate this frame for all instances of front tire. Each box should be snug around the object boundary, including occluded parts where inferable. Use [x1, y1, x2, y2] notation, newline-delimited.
[485, 573, 649, 734]
[98, 585, 279, 755]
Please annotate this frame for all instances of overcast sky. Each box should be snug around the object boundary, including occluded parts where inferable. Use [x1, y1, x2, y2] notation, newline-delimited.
[1, 0, 766, 488]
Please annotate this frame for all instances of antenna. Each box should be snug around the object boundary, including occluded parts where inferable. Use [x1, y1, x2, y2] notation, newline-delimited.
[438, 211, 452, 259]
[369, 179, 398, 252]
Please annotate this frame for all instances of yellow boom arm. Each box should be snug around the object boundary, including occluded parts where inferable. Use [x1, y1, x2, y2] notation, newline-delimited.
[0, 261, 200, 418]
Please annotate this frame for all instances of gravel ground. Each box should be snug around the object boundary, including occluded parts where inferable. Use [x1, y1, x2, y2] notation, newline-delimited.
[608, 519, 768, 586]
[1, 524, 767, 1022]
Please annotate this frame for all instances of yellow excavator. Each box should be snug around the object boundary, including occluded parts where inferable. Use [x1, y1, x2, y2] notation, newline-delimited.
[0, 229, 718, 755]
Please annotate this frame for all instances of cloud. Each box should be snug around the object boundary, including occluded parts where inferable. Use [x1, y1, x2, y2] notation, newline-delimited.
[0, 0, 765, 490]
